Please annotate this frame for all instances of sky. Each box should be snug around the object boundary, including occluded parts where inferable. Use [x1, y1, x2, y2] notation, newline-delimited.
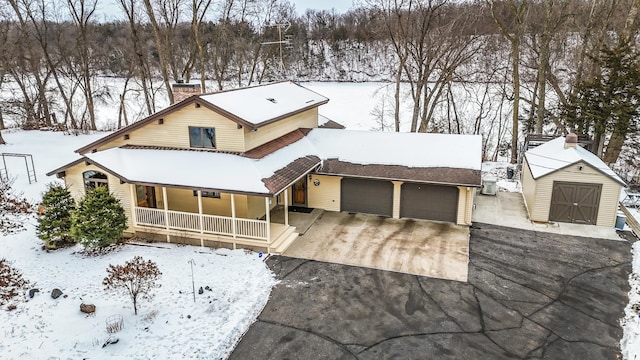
[292, 0, 354, 14]
[97, 0, 354, 22]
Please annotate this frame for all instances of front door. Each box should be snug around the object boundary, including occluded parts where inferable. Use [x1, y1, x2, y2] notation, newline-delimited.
[549, 182, 601, 224]
[292, 178, 307, 206]
[136, 185, 157, 208]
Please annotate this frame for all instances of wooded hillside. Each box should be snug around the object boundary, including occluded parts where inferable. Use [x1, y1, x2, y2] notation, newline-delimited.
[0, 0, 639, 181]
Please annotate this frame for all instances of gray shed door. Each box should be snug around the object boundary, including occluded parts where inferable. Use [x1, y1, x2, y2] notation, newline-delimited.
[549, 182, 601, 224]
[400, 183, 458, 222]
[341, 178, 393, 217]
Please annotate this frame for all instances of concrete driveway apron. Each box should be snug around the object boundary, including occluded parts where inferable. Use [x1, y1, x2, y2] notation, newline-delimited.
[283, 211, 470, 282]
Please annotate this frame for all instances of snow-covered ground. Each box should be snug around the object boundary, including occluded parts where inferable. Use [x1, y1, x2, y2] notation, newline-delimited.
[0, 130, 277, 359]
[622, 206, 640, 359]
[2, 78, 640, 358]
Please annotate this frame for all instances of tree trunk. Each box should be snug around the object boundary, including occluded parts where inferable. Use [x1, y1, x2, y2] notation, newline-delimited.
[603, 131, 625, 165]
[142, 0, 174, 104]
[0, 111, 5, 145]
[511, 38, 521, 164]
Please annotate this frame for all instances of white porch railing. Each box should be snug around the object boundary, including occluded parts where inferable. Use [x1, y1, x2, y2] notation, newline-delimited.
[134, 206, 268, 241]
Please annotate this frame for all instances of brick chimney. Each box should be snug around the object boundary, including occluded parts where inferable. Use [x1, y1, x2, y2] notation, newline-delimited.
[172, 80, 201, 104]
[564, 132, 578, 149]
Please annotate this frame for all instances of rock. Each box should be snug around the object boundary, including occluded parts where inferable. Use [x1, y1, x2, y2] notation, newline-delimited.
[28, 289, 39, 298]
[205, 286, 211, 291]
[51, 288, 63, 299]
[187, 314, 191, 319]
[80, 303, 96, 314]
[198, 286, 204, 295]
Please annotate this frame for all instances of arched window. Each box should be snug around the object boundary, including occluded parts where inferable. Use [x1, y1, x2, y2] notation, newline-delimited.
[83, 171, 108, 192]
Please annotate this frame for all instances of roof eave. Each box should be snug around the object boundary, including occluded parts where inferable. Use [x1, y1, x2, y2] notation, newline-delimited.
[529, 158, 627, 186]
[251, 99, 330, 129]
[46, 157, 85, 176]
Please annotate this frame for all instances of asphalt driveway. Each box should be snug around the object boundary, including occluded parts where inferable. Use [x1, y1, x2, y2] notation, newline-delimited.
[230, 223, 632, 359]
[283, 212, 470, 281]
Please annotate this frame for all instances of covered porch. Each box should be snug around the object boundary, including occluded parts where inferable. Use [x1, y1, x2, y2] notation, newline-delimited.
[129, 184, 300, 253]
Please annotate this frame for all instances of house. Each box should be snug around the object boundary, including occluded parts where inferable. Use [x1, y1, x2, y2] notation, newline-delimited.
[521, 133, 625, 226]
[47, 81, 482, 253]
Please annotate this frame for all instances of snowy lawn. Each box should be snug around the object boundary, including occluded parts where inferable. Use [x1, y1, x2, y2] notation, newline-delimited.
[0, 130, 277, 359]
[481, 161, 520, 193]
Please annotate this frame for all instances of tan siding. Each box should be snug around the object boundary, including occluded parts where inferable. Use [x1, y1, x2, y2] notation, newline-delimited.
[531, 161, 622, 226]
[246, 196, 276, 219]
[456, 186, 474, 225]
[466, 188, 475, 224]
[307, 175, 341, 212]
[158, 188, 249, 218]
[392, 181, 403, 219]
[244, 108, 318, 150]
[96, 105, 245, 152]
[64, 162, 133, 231]
[521, 158, 537, 219]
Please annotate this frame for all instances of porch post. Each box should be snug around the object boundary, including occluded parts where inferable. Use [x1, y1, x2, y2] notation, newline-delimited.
[162, 187, 170, 242]
[265, 197, 271, 244]
[231, 194, 237, 240]
[197, 190, 204, 247]
[284, 189, 289, 226]
[129, 184, 138, 227]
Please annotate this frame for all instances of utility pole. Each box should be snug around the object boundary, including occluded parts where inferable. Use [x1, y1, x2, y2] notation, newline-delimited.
[261, 21, 292, 73]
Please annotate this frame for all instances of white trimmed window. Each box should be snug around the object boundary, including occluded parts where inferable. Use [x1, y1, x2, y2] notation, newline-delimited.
[83, 171, 108, 192]
[189, 127, 216, 148]
[193, 190, 220, 199]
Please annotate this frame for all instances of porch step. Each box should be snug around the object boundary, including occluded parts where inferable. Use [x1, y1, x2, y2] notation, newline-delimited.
[270, 226, 299, 254]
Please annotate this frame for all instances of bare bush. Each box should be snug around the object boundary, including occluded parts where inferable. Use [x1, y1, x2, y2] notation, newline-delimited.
[103, 256, 161, 315]
[0, 258, 29, 306]
[106, 314, 124, 334]
[0, 179, 32, 235]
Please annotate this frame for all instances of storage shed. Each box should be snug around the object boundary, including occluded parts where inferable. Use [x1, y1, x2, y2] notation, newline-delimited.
[521, 133, 625, 227]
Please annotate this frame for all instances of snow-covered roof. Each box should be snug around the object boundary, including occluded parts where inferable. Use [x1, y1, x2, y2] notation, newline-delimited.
[318, 114, 331, 126]
[524, 137, 625, 185]
[85, 147, 319, 195]
[199, 81, 328, 125]
[307, 129, 482, 170]
[60, 129, 483, 195]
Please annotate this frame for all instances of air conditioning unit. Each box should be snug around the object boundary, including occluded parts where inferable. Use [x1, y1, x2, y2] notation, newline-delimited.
[481, 176, 497, 196]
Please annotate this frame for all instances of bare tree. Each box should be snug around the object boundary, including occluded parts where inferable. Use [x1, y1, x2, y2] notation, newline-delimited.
[118, 0, 155, 115]
[67, 0, 98, 130]
[103, 256, 162, 315]
[488, 0, 528, 164]
[142, 0, 183, 103]
[191, 0, 213, 91]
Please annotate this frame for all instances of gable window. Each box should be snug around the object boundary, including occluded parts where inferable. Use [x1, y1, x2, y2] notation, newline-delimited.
[193, 190, 220, 199]
[83, 171, 108, 192]
[189, 127, 216, 148]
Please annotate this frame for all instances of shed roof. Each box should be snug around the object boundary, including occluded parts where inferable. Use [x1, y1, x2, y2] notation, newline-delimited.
[524, 137, 625, 186]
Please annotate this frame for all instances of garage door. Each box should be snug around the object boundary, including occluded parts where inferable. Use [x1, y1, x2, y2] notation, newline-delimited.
[341, 178, 393, 216]
[400, 183, 458, 222]
[549, 182, 601, 224]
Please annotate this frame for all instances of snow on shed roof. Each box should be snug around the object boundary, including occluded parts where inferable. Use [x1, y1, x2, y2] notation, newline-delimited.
[199, 81, 328, 125]
[524, 137, 625, 185]
[306, 129, 482, 170]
